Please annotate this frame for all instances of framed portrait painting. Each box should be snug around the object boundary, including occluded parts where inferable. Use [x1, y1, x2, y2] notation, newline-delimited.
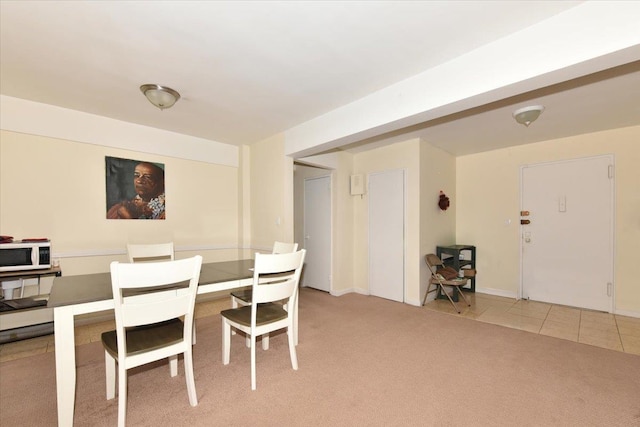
[105, 156, 166, 219]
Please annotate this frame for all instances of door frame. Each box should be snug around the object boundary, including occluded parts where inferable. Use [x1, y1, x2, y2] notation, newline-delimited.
[518, 154, 615, 312]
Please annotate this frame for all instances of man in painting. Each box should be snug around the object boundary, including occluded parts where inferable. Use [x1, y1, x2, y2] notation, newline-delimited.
[107, 162, 166, 219]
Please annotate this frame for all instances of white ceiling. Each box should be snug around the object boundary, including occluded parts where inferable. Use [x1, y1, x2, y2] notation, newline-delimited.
[1, 1, 639, 158]
[341, 61, 640, 156]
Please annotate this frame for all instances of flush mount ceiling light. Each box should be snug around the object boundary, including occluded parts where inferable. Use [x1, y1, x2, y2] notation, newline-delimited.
[140, 84, 181, 110]
[513, 105, 544, 127]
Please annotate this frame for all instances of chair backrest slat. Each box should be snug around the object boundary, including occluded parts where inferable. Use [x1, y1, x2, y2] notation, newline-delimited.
[425, 254, 443, 274]
[251, 250, 305, 306]
[110, 256, 202, 349]
[126, 242, 174, 263]
[272, 241, 298, 254]
[122, 292, 192, 327]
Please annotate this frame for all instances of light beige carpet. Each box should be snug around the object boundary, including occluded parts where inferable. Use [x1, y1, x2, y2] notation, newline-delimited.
[1, 288, 639, 426]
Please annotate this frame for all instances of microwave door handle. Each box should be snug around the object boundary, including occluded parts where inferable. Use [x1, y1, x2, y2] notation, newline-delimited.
[31, 247, 38, 266]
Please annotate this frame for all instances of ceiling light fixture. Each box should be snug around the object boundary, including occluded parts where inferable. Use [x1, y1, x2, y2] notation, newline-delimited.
[140, 84, 181, 110]
[513, 105, 544, 127]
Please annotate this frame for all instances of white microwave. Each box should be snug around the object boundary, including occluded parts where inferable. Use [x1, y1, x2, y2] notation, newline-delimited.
[0, 241, 51, 272]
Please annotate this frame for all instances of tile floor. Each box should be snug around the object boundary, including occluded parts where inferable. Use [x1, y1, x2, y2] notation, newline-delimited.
[424, 292, 640, 355]
[1, 293, 640, 363]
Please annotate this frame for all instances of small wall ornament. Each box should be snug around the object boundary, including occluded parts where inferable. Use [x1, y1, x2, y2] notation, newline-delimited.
[438, 190, 450, 211]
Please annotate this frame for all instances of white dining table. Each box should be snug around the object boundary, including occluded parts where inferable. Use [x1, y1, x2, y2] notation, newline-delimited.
[48, 259, 255, 427]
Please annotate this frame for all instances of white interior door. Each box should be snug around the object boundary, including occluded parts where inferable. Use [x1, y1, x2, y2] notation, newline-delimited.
[368, 169, 404, 302]
[521, 155, 614, 312]
[302, 176, 331, 292]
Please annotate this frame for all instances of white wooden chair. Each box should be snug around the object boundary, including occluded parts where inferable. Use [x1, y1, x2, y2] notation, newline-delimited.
[126, 242, 174, 263]
[230, 241, 298, 308]
[230, 241, 299, 348]
[101, 256, 202, 427]
[125, 242, 201, 343]
[221, 249, 306, 390]
[272, 241, 299, 255]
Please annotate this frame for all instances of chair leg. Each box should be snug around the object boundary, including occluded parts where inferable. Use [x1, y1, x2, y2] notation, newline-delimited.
[247, 332, 270, 349]
[117, 366, 127, 427]
[293, 300, 299, 346]
[183, 348, 198, 407]
[105, 351, 116, 400]
[285, 299, 300, 346]
[250, 333, 257, 390]
[288, 324, 298, 371]
[222, 320, 231, 365]
[192, 321, 197, 345]
[457, 286, 471, 307]
[422, 282, 433, 306]
[169, 355, 178, 377]
[441, 285, 461, 313]
[231, 297, 238, 336]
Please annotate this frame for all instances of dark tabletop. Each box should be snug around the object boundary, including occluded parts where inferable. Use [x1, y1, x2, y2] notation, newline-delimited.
[48, 259, 254, 308]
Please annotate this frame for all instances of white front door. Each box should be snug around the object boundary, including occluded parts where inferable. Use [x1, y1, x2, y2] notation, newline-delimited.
[302, 176, 331, 292]
[521, 155, 614, 312]
[368, 169, 405, 302]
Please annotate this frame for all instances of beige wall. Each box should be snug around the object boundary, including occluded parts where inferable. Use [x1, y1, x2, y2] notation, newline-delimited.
[456, 125, 640, 316]
[296, 140, 453, 305]
[293, 151, 358, 295]
[249, 134, 294, 252]
[353, 138, 421, 304]
[293, 152, 356, 296]
[0, 130, 240, 276]
[332, 151, 356, 296]
[3, 106, 637, 317]
[238, 145, 251, 256]
[419, 140, 457, 302]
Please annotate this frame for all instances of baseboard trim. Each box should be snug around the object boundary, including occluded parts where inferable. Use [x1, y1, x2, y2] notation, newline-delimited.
[475, 287, 518, 299]
[612, 308, 640, 319]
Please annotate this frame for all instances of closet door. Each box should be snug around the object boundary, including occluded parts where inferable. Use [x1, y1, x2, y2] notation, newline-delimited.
[368, 169, 405, 302]
[303, 175, 331, 292]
